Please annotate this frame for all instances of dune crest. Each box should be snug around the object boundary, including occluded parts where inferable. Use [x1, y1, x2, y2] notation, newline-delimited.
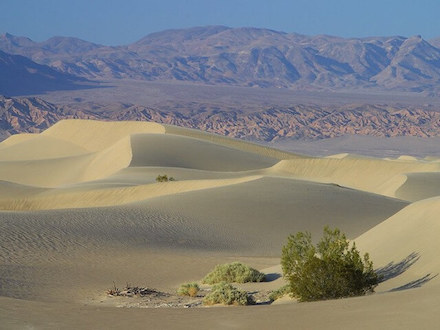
[0, 175, 262, 210]
[272, 157, 440, 198]
[164, 125, 301, 160]
[0, 133, 37, 148]
[42, 119, 166, 151]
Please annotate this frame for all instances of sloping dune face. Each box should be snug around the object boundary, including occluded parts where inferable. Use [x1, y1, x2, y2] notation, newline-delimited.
[0, 136, 133, 187]
[1, 119, 440, 328]
[355, 197, 440, 292]
[0, 135, 88, 161]
[129, 133, 278, 171]
[164, 125, 300, 160]
[395, 172, 440, 201]
[41, 119, 166, 151]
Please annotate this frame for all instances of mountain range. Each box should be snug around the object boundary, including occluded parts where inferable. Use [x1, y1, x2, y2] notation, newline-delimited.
[0, 49, 91, 96]
[2, 26, 440, 92]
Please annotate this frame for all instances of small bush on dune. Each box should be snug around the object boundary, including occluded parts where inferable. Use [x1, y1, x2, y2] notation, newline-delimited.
[177, 282, 200, 297]
[203, 282, 254, 306]
[268, 285, 290, 301]
[156, 174, 175, 182]
[281, 226, 379, 302]
[202, 262, 265, 284]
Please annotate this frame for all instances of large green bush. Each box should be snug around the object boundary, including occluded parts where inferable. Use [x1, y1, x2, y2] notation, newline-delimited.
[281, 226, 379, 302]
[202, 262, 265, 284]
[203, 282, 254, 306]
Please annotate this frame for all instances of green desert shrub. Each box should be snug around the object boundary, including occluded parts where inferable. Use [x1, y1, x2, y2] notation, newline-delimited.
[156, 174, 175, 182]
[268, 285, 290, 301]
[281, 226, 379, 302]
[203, 282, 254, 306]
[202, 262, 265, 284]
[177, 282, 200, 297]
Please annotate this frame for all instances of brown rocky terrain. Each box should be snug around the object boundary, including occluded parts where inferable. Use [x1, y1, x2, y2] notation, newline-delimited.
[1, 95, 440, 143]
[0, 96, 95, 139]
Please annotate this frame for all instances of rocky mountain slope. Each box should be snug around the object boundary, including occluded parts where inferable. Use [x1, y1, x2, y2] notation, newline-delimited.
[2, 27, 440, 91]
[0, 96, 94, 139]
[0, 49, 92, 96]
[2, 95, 440, 142]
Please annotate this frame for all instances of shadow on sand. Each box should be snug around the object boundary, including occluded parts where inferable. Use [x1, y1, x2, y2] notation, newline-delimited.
[390, 273, 439, 292]
[376, 252, 420, 282]
[264, 273, 281, 282]
[375, 252, 438, 292]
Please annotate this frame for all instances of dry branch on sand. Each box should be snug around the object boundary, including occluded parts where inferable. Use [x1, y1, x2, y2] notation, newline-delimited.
[107, 284, 167, 298]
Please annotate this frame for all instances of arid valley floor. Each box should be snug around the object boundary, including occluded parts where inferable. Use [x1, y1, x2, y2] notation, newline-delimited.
[0, 119, 439, 328]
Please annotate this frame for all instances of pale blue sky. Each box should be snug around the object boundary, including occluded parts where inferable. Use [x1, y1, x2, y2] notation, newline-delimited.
[1, 0, 439, 45]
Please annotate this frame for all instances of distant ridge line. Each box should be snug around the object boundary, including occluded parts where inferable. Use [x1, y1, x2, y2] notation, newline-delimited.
[2, 26, 440, 92]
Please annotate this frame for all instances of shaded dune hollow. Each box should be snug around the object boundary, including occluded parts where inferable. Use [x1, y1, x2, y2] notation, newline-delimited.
[129, 133, 279, 170]
[1, 119, 440, 329]
[395, 172, 440, 201]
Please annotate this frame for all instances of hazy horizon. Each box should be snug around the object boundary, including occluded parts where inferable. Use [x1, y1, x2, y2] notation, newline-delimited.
[0, 24, 436, 47]
[1, 0, 439, 46]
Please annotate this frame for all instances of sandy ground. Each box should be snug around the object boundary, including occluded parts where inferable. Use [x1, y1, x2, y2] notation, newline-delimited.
[0, 119, 439, 329]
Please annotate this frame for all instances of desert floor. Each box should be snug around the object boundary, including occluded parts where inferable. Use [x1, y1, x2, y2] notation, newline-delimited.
[1, 120, 439, 329]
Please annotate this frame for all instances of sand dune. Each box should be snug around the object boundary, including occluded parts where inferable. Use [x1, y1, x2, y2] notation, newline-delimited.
[129, 133, 278, 171]
[42, 119, 166, 151]
[355, 197, 440, 292]
[142, 176, 407, 247]
[0, 133, 37, 148]
[0, 180, 45, 199]
[2, 286, 439, 329]
[1, 119, 440, 329]
[0, 136, 132, 187]
[395, 172, 440, 201]
[0, 176, 262, 210]
[0, 120, 285, 188]
[273, 157, 440, 198]
[0, 134, 88, 161]
[165, 124, 301, 160]
[0, 152, 97, 187]
[0, 176, 406, 303]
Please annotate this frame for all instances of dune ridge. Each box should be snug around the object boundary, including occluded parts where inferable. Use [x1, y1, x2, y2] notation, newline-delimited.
[273, 157, 440, 198]
[164, 124, 302, 160]
[41, 119, 166, 151]
[0, 133, 37, 147]
[0, 175, 262, 211]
